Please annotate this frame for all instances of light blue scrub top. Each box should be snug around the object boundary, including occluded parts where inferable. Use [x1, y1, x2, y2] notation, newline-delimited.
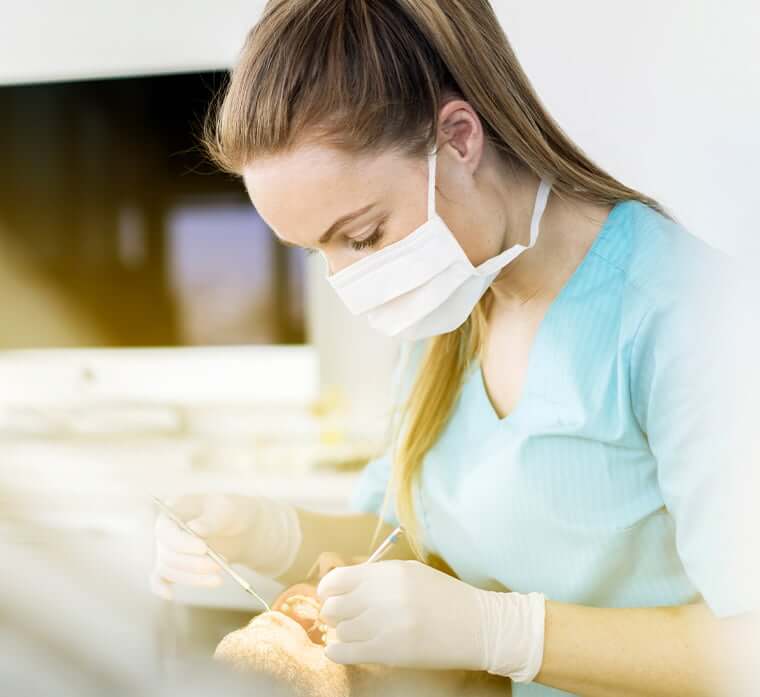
[349, 199, 760, 697]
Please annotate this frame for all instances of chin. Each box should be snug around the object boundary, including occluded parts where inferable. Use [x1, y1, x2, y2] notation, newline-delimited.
[214, 582, 349, 697]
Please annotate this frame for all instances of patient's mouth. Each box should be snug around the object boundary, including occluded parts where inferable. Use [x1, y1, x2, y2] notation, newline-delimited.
[271, 585, 328, 646]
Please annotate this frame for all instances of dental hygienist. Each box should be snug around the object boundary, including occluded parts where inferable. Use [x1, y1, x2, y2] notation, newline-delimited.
[151, 1, 760, 695]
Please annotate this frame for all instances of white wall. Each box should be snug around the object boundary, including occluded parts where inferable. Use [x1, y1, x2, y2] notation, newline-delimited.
[0, 0, 266, 84]
[492, 0, 760, 263]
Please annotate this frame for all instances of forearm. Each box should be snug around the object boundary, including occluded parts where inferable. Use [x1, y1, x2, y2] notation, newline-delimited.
[273, 509, 415, 586]
[534, 600, 760, 697]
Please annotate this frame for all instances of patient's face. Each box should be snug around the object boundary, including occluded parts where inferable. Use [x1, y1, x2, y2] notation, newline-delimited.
[214, 581, 349, 697]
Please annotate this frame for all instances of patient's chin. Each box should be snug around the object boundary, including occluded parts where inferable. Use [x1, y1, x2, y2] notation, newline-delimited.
[214, 609, 349, 697]
[216, 611, 326, 668]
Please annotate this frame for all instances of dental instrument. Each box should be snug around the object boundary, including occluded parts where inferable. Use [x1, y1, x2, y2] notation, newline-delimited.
[365, 526, 404, 564]
[152, 495, 271, 611]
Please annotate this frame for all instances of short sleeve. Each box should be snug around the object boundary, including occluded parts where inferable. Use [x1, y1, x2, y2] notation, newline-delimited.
[630, 273, 760, 617]
[347, 338, 428, 527]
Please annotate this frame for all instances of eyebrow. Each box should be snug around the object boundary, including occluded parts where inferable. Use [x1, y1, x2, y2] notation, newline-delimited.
[275, 202, 377, 249]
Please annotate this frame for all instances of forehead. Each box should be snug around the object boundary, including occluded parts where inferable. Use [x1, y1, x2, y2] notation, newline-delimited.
[241, 145, 414, 240]
[242, 144, 406, 192]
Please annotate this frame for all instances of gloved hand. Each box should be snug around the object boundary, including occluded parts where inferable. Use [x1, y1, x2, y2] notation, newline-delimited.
[150, 493, 302, 601]
[316, 559, 546, 683]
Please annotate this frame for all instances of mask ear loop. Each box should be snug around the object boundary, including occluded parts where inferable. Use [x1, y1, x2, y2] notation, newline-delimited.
[427, 148, 437, 220]
[474, 175, 555, 277]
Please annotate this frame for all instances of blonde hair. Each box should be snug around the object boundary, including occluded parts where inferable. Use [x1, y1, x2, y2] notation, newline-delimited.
[200, 0, 673, 561]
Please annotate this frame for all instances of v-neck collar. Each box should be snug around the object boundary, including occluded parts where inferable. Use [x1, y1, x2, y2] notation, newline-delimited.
[472, 199, 626, 426]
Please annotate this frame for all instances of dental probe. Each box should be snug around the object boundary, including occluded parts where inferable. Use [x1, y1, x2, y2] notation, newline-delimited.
[365, 526, 405, 564]
[152, 495, 271, 611]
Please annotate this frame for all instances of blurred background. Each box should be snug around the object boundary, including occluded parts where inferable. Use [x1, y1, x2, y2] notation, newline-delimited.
[0, 0, 758, 688]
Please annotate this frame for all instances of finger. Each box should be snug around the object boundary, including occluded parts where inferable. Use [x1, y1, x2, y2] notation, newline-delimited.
[149, 570, 174, 601]
[155, 514, 207, 555]
[334, 610, 375, 643]
[316, 565, 366, 601]
[319, 591, 368, 626]
[324, 638, 377, 666]
[155, 561, 222, 588]
[159, 547, 222, 576]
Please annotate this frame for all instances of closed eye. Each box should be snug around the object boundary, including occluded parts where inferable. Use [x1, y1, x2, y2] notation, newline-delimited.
[349, 225, 384, 251]
[303, 225, 385, 255]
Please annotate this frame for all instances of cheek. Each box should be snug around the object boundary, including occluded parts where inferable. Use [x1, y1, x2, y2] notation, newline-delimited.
[436, 187, 500, 266]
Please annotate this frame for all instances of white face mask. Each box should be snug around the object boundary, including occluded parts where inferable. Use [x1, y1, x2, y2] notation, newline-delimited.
[322, 148, 554, 341]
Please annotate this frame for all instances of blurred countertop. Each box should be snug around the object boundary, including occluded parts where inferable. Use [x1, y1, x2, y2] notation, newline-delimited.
[0, 345, 391, 612]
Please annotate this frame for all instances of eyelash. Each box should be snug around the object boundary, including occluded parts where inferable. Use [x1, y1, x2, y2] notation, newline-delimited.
[349, 226, 384, 251]
[304, 226, 384, 255]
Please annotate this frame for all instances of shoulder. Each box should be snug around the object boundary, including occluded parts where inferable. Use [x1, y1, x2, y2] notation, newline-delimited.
[579, 200, 758, 404]
[591, 200, 748, 337]
[594, 199, 739, 305]
[612, 204, 758, 405]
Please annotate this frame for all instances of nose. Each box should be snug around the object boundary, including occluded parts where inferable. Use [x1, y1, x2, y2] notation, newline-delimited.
[322, 252, 363, 276]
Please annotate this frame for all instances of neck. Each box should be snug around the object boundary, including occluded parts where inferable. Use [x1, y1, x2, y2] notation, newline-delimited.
[489, 176, 612, 315]
[486, 163, 564, 310]
[484, 159, 609, 315]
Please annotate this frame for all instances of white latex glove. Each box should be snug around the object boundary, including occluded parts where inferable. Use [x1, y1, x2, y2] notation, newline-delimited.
[150, 493, 302, 601]
[316, 559, 545, 683]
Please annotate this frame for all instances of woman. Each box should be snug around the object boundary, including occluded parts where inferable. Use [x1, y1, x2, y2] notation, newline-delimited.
[151, 2, 759, 695]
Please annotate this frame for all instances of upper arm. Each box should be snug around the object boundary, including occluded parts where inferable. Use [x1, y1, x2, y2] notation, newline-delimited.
[629, 276, 760, 618]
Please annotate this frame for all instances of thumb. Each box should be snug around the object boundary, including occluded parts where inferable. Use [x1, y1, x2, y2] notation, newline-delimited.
[316, 564, 365, 601]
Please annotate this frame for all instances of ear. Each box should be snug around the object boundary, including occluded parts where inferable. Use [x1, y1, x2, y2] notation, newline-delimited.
[436, 98, 485, 177]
